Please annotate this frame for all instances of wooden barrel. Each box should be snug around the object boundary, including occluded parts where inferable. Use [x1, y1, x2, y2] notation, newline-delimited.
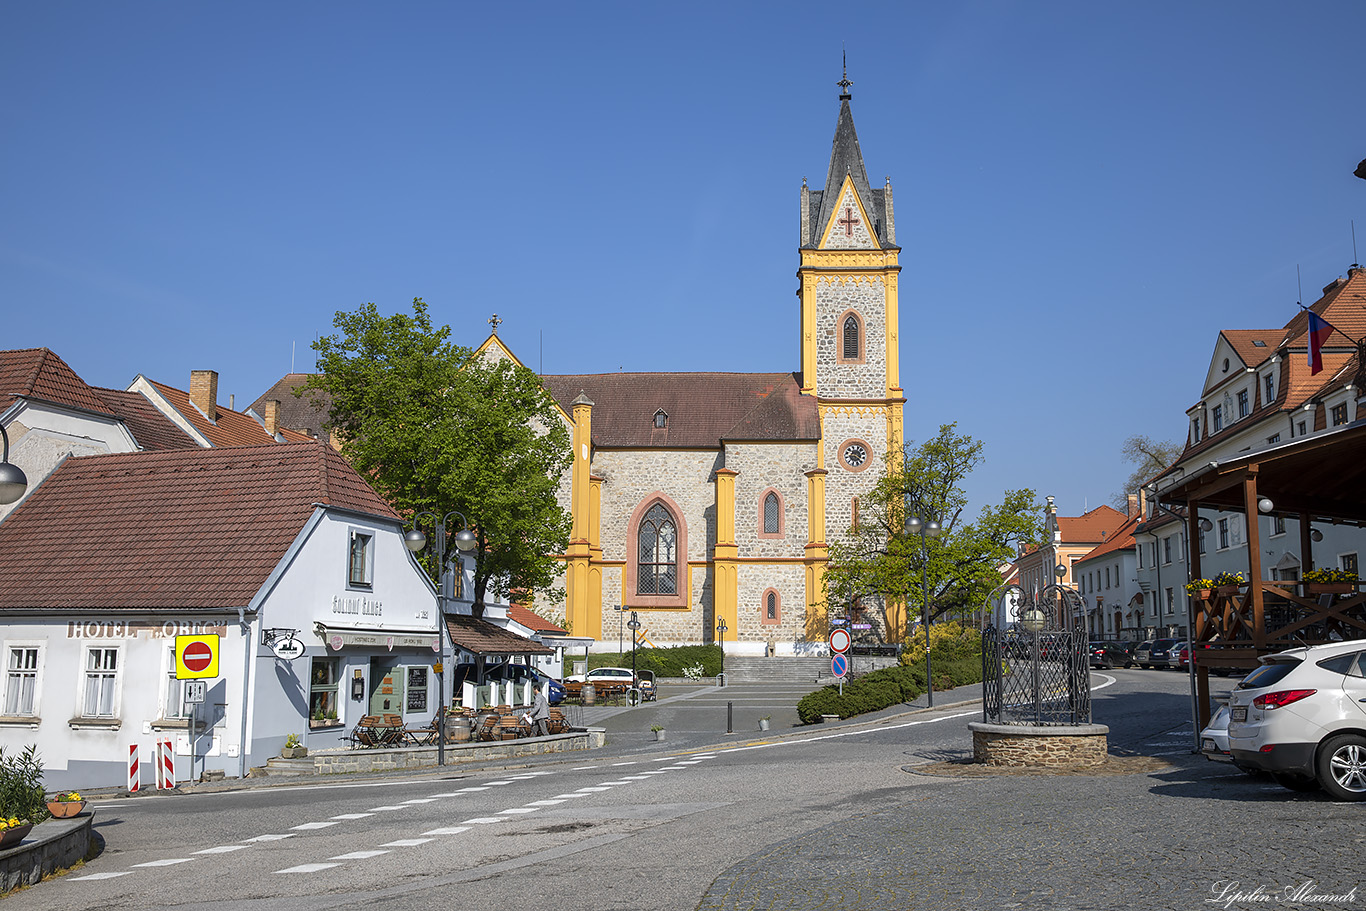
[447, 717, 473, 743]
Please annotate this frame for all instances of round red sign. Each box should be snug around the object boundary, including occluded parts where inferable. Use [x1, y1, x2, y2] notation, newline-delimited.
[182, 641, 213, 672]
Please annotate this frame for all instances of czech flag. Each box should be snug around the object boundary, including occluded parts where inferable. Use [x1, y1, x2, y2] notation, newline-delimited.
[1305, 308, 1338, 376]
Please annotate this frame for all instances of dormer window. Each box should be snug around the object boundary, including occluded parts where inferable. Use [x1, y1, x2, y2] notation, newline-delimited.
[1237, 389, 1249, 418]
[1212, 405, 1223, 432]
[1192, 417, 1200, 441]
[1265, 374, 1275, 403]
[653, 410, 668, 429]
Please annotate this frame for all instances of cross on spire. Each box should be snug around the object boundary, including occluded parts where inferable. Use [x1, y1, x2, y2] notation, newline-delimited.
[488, 314, 502, 334]
[837, 48, 853, 100]
[837, 206, 860, 237]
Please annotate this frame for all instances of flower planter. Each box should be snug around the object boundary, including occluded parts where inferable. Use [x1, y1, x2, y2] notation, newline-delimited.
[653, 730, 666, 741]
[1307, 583, 1354, 595]
[280, 746, 308, 759]
[758, 719, 770, 732]
[1192, 589, 1214, 600]
[1216, 586, 1240, 597]
[0, 823, 33, 848]
[46, 799, 87, 819]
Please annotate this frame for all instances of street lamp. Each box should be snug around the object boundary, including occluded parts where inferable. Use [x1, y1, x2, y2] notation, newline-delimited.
[905, 515, 942, 707]
[0, 425, 28, 505]
[627, 611, 641, 701]
[404, 510, 477, 766]
[716, 619, 728, 686]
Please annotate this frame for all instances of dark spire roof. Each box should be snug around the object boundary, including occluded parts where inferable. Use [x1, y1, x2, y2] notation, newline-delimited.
[805, 85, 891, 248]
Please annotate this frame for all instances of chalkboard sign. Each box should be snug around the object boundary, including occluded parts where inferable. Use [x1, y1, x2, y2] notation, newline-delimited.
[406, 666, 428, 711]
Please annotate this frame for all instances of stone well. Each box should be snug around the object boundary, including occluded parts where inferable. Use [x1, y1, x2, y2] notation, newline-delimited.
[968, 722, 1110, 769]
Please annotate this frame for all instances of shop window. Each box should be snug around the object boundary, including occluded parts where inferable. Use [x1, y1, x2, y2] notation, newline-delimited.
[310, 657, 340, 723]
[4, 646, 40, 716]
[83, 647, 119, 717]
[407, 666, 429, 712]
[349, 530, 374, 588]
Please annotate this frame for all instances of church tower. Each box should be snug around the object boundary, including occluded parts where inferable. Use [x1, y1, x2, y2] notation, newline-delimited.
[798, 70, 906, 601]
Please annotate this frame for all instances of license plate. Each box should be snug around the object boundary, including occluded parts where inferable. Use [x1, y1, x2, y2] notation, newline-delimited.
[1231, 706, 1247, 722]
[1202, 738, 1216, 751]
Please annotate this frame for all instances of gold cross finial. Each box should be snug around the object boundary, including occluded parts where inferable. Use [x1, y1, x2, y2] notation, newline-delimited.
[488, 314, 502, 333]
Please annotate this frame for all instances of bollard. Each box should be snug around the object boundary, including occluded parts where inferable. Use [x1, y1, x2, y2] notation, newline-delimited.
[727, 700, 733, 734]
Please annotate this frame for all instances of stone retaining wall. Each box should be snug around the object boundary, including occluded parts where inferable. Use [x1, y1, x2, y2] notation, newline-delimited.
[0, 813, 93, 894]
[968, 722, 1110, 768]
[309, 729, 605, 775]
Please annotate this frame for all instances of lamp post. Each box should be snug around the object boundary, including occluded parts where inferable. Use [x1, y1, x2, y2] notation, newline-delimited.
[905, 515, 942, 707]
[627, 611, 641, 700]
[716, 619, 728, 686]
[0, 425, 28, 505]
[404, 510, 477, 766]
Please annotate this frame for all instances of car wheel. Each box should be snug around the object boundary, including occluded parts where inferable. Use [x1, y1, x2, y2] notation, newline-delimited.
[1316, 734, 1366, 801]
[1272, 771, 1321, 793]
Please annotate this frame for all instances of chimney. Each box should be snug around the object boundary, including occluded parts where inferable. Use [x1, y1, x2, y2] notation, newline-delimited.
[263, 400, 281, 436]
[190, 370, 218, 422]
[1127, 493, 1139, 517]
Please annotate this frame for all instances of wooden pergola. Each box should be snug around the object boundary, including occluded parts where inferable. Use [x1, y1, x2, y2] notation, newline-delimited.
[1156, 421, 1366, 726]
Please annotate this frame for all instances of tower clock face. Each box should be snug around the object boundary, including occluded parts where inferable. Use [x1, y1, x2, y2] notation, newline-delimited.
[840, 441, 869, 470]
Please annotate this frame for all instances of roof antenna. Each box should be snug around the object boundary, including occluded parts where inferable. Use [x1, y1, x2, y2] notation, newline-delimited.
[1297, 264, 1303, 306]
[837, 46, 853, 100]
[1352, 219, 1360, 267]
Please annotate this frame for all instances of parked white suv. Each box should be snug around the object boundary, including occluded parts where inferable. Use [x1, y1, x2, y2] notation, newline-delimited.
[1227, 641, 1366, 800]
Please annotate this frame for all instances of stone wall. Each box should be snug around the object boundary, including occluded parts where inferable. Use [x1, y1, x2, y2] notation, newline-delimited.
[311, 728, 605, 774]
[0, 814, 93, 894]
[968, 722, 1111, 768]
[814, 275, 886, 400]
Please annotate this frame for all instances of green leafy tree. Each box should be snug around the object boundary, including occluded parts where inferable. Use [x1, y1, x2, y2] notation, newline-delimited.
[1111, 434, 1182, 509]
[823, 423, 1042, 639]
[307, 299, 573, 617]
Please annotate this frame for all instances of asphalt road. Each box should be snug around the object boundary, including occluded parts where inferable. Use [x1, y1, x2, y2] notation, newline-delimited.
[20, 668, 1363, 911]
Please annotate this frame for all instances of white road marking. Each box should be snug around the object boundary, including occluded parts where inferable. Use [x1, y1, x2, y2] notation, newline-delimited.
[194, 845, 250, 855]
[276, 863, 342, 874]
[552, 793, 588, 798]
[611, 761, 638, 766]
[576, 786, 612, 791]
[572, 765, 597, 770]
[508, 774, 540, 779]
[620, 776, 650, 780]
[70, 871, 133, 880]
[292, 821, 340, 830]
[369, 805, 408, 811]
[427, 792, 465, 798]
[246, 834, 296, 842]
[331, 813, 374, 820]
[486, 780, 513, 785]
[676, 760, 703, 765]
[401, 798, 439, 804]
[455, 787, 489, 793]
[499, 807, 538, 814]
[639, 770, 669, 775]
[331, 850, 390, 860]
[381, 838, 434, 847]
[133, 859, 193, 867]
[462, 817, 506, 824]
[422, 826, 471, 836]
[528, 799, 567, 805]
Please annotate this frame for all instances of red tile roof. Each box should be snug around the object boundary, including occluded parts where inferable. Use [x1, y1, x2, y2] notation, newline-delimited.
[1076, 511, 1142, 563]
[92, 387, 200, 451]
[0, 348, 115, 416]
[147, 379, 287, 447]
[507, 604, 567, 635]
[541, 372, 820, 447]
[0, 442, 398, 610]
[249, 374, 331, 441]
[1057, 505, 1128, 544]
[445, 615, 553, 656]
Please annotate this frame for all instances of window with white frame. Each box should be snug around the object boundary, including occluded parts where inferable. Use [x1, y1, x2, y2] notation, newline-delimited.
[1297, 420, 1307, 436]
[311, 657, 340, 721]
[1265, 374, 1275, 404]
[1165, 587, 1174, 615]
[1273, 515, 1286, 536]
[4, 646, 40, 716]
[1213, 405, 1223, 432]
[1344, 553, 1359, 576]
[348, 530, 374, 588]
[83, 647, 119, 717]
[1191, 418, 1200, 442]
[1331, 402, 1349, 426]
[1267, 434, 1280, 445]
[163, 646, 188, 719]
[1237, 389, 1249, 418]
[1218, 518, 1230, 549]
[1163, 536, 1172, 564]
[1137, 545, 1143, 569]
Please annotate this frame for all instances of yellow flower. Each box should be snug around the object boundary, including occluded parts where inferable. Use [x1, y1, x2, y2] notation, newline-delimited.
[67, 792, 81, 801]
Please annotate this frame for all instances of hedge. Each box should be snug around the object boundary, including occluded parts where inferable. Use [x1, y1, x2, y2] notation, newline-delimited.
[796, 652, 984, 724]
[585, 645, 723, 678]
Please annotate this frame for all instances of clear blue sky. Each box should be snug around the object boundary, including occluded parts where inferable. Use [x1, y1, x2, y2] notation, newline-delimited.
[3, 3, 1362, 519]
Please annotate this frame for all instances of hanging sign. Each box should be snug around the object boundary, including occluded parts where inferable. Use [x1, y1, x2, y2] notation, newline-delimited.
[271, 636, 305, 660]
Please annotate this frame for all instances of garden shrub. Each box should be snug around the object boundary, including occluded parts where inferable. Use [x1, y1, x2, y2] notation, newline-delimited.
[587, 645, 722, 678]
[797, 644, 986, 724]
[0, 744, 48, 823]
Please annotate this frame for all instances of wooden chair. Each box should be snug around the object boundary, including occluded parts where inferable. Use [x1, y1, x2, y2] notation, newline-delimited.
[475, 713, 501, 742]
[547, 709, 571, 735]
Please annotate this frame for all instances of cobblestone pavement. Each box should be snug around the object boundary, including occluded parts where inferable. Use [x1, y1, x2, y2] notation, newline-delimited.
[700, 734, 1365, 911]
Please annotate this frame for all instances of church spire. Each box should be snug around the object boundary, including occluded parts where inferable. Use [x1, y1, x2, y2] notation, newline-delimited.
[804, 58, 891, 249]
[837, 48, 853, 101]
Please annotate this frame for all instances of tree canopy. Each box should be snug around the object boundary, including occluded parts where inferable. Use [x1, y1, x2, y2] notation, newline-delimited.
[823, 423, 1042, 638]
[1111, 434, 1183, 509]
[306, 299, 573, 617]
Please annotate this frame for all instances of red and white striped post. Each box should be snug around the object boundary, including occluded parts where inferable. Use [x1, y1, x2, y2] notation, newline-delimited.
[127, 743, 139, 792]
[155, 739, 176, 789]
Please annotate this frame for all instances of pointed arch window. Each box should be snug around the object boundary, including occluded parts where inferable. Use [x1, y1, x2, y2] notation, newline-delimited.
[757, 488, 785, 539]
[637, 503, 678, 595]
[761, 588, 781, 625]
[836, 310, 865, 364]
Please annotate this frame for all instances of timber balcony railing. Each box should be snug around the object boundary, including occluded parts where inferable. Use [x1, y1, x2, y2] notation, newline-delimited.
[1189, 580, 1366, 666]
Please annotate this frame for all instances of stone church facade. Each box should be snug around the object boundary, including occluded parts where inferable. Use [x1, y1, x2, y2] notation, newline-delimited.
[480, 85, 905, 656]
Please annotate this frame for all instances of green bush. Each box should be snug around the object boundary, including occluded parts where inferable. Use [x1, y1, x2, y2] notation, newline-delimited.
[797, 648, 985, 724]
[586, 645, 722, 678]
[0, 744, 48, 823]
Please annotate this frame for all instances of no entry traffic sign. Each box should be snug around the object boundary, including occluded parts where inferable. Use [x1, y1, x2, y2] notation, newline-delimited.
[176, 634, 220, 680]
[829, 627, 851, 654]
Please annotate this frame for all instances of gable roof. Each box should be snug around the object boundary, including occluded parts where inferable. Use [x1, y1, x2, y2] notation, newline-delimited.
[507, 604, 567, 635]
[1057, 504, 1128, 545]
[1076, 511, 1142, 564]
[0, 442, 398, 611]
[807, 96, 892, 249]
[445, 614, 553, 657]
[92, 387, 200, 451]
[540, 372, 820, 448]
[0, 348, 115, 417]
[249, 374, 331, 441]
[144, 378, 293, 447]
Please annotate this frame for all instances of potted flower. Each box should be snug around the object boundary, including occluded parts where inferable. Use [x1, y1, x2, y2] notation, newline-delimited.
[1212, 571, 1245, 595]
[280, 733, 308, 760]
[45, 790, 87, 819]
[650, 724, 665, 742]
[0, 816, 33, 848]
[1304, 568, 1359, 595]
[758, 715, 771, 732]
[1185, 579, 1216, 600]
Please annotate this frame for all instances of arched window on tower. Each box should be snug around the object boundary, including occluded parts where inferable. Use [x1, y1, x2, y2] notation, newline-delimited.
[637, 503, 678, 595]
[763, 492, 780, 534]
[837, 310, 865, 364]
[843, 315, 860, 360]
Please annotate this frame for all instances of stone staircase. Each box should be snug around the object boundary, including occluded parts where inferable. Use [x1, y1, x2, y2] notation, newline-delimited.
[721, 656, 832, 684]
[257, 756, 318, 777]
